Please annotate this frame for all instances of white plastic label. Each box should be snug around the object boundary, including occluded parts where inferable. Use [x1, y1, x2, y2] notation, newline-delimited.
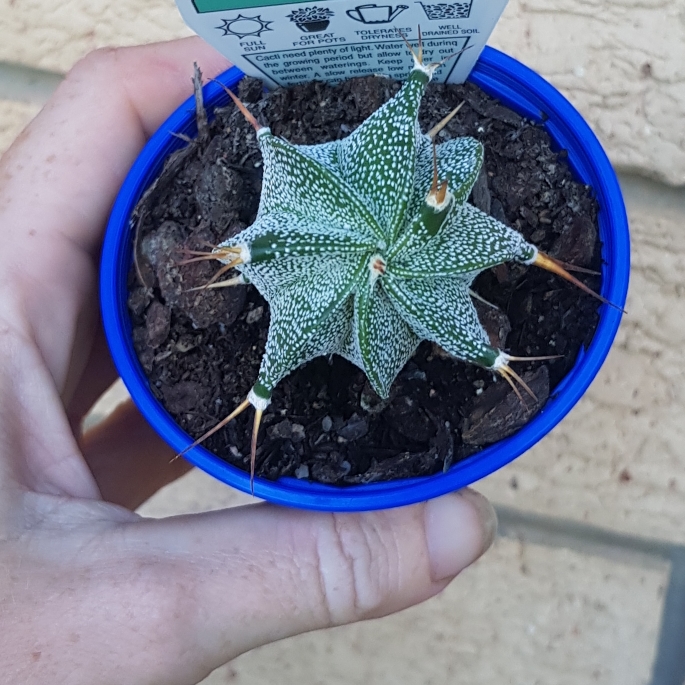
[176, 0, 508, 89]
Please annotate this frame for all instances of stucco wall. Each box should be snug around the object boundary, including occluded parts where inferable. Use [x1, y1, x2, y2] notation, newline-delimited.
[490, 0, 685, 185]
[1, 0, 684, 183]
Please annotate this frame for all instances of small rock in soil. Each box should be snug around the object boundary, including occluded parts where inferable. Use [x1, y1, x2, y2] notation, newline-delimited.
[490, 197, 508, 224]
[145, 301, 171, 348]
[246, 305, 264, 324]
[268, 419, 293, 439]
[337, 413, 369, 441]
[520, 205, 539, 229]
[295, 464, 310, 479]
[291, 423, 306, 443]
[194, 160, 245, 233]
[128, 286, 152, 318]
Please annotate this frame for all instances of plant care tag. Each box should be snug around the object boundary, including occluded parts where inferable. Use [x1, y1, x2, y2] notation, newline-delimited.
[175, 0, 508, 89]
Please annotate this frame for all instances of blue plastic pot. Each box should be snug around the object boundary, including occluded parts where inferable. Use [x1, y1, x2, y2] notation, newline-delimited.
[101, 47, 630, 511]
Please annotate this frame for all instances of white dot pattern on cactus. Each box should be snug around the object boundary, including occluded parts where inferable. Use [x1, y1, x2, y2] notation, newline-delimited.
[337, 76, 427, 240]
[391, 202, 534, 276]
[216, 61, 540, 404]
[384, 274, 494, 365]
[254, 254, 366, 390]
[354, 282, 421, 397]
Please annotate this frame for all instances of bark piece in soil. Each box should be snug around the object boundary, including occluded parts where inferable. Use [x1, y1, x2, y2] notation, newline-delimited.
[462, 366, 550, 447]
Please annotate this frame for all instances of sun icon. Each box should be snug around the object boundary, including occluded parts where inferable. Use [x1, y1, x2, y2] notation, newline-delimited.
[216, 15, 273, 39]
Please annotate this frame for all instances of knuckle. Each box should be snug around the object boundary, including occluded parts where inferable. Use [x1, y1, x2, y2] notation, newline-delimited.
[67, 47, 119, 82]
[55, 46, 128, 114]
[315, 513, 399, 625]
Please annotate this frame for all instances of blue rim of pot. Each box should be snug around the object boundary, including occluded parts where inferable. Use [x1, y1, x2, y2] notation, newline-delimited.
[101, 46, 630, 511]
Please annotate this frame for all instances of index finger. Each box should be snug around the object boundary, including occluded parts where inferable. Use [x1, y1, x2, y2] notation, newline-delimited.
[0, 38, 231, 392]
[2, 37, 229, 255]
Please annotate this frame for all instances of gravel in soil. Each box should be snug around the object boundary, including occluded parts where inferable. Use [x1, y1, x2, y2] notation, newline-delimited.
[127, 74, 602, 485]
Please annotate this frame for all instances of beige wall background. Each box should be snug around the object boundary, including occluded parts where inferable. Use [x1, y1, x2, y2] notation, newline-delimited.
[2, 1, 685, 684]
[1, 0, 684, 184]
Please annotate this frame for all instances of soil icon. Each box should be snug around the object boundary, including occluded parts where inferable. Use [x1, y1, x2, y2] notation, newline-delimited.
[346, 4, 408, 23]
[417, 1, 474, 19]
[287, 6, 335, 32]
[216, 15, 273, 39]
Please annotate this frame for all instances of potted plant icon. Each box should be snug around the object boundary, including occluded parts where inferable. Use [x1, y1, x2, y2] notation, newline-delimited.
[287, 6, 334, 32]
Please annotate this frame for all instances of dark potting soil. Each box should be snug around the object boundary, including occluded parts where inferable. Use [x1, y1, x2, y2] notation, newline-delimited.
[128, 74, 601, 485]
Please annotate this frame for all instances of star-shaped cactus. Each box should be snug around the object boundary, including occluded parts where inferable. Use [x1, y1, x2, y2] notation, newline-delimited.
[180, 38, 613, 487]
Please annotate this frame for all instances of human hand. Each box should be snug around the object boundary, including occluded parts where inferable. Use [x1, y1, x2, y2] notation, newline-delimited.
[0, 38, 496, 685]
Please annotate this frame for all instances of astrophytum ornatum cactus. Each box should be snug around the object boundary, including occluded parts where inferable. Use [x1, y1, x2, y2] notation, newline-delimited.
[181, 41, 610, 484]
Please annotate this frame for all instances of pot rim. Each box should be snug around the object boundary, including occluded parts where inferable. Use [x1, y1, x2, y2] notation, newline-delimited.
[101, 46, 630, 511]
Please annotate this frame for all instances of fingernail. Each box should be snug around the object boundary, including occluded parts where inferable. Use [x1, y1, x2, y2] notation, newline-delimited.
[424, 489, 497, 582]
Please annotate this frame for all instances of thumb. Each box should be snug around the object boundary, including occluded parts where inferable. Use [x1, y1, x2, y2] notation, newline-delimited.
[138, 489, 496, 682]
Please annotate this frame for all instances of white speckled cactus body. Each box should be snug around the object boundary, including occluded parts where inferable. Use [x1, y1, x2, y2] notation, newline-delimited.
[222, 62, 537, 403]
[185, 44, 606, 482]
